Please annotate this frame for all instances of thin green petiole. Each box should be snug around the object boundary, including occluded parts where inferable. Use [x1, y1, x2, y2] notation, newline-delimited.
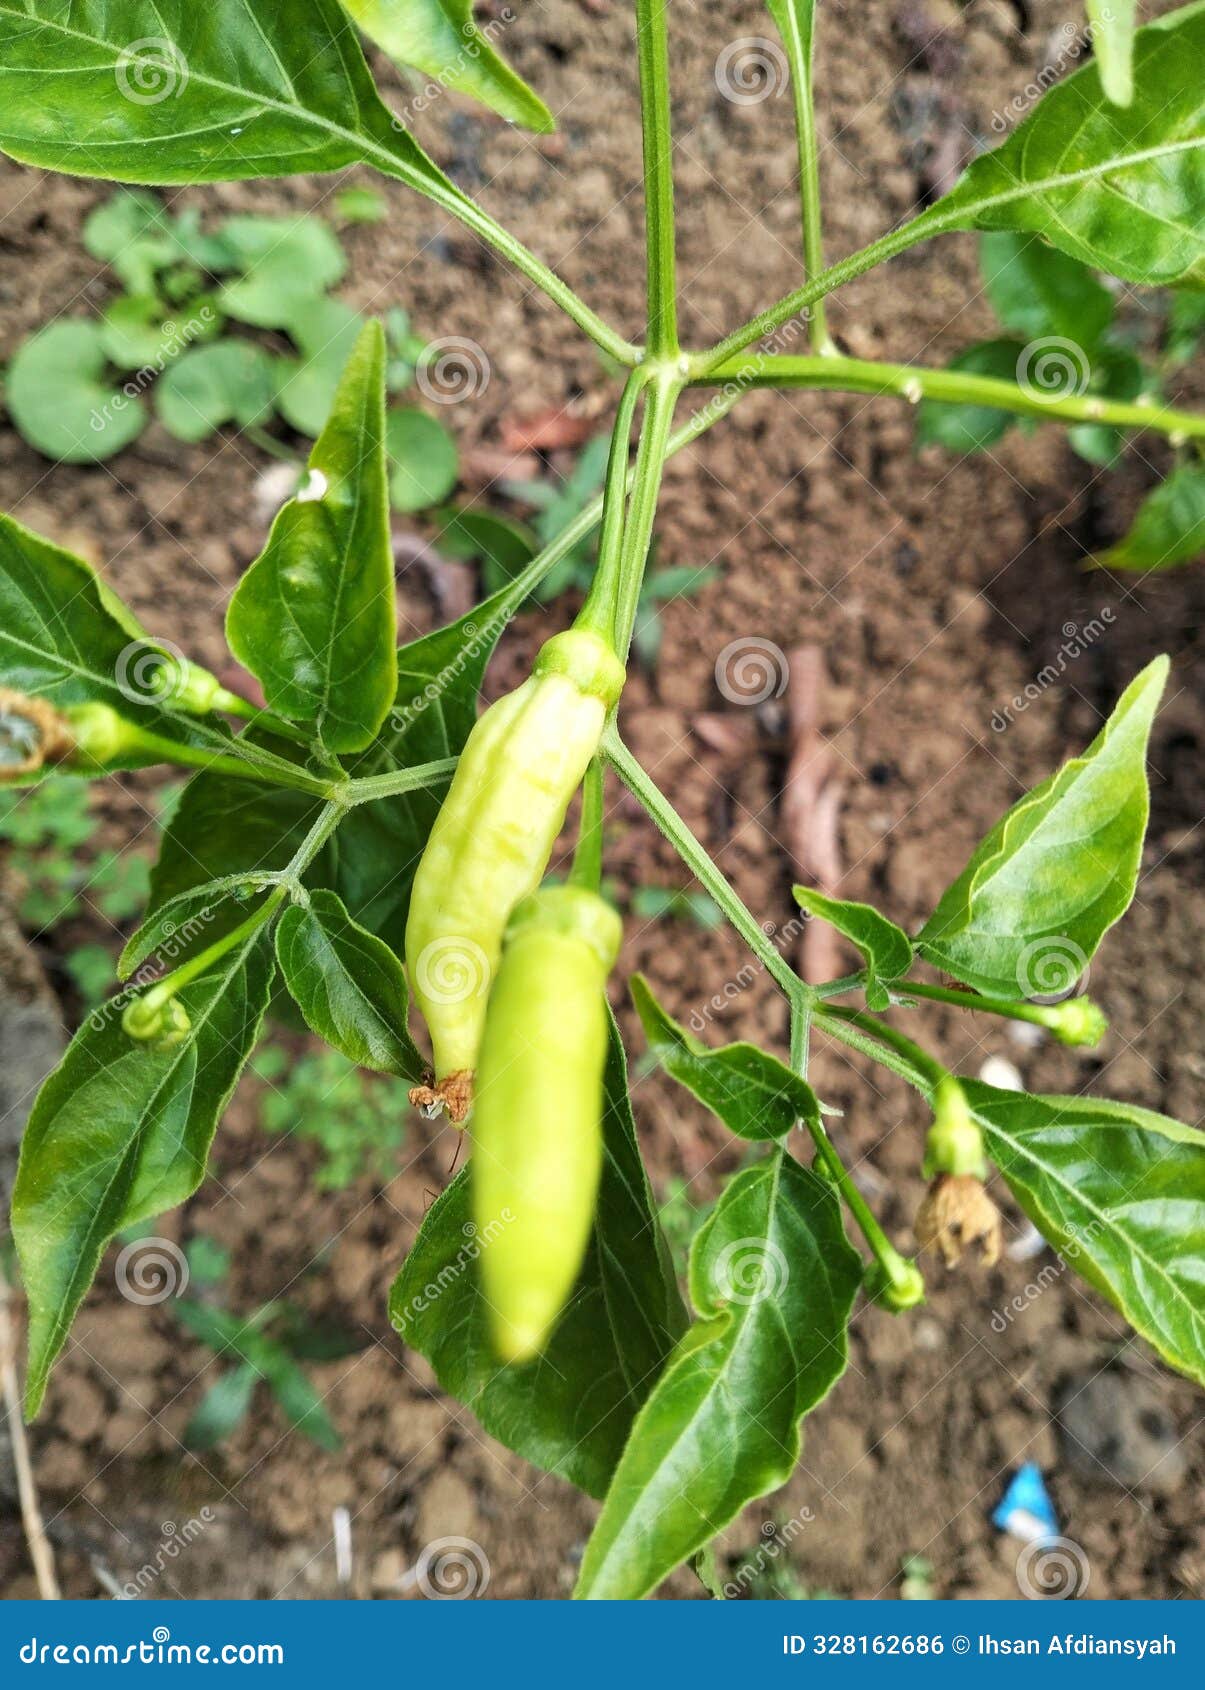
[790, 1000, 922, 1301]
[122, 725, 336, 799]
[815, 1005, 945, 1097]
[901, 978, 1066, 1028]
[134, 888, 288, 1016]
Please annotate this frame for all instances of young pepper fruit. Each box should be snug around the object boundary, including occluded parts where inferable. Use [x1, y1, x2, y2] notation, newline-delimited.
[470, 885, 622, 1362]
[405, 628, 625, 1123]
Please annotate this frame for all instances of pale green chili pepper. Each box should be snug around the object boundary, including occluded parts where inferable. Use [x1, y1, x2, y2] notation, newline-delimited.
[405, 628, 624, 1122]
[471, 884, 622, 1362]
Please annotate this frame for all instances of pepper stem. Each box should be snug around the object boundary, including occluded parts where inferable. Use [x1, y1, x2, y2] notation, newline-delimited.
[569, 758, 606, 894]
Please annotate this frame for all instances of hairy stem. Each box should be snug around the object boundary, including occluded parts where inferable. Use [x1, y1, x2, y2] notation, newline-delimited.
[343, 756, 459, 806]
[815, 1006, 943, 1096]
[128, 727, 337, 799]
[613, 376, 683, 654]
[635, 0, 679, 356]
[699, 351, 1205, 441]
[579, 368, 649, 641]
[772, 0, 834, 355]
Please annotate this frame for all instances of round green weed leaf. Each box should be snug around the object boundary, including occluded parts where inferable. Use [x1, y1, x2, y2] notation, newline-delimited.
[6, 319, 146, 462]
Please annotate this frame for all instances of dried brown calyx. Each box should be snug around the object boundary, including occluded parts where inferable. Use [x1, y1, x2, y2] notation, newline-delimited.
[408, 1069, 474, 1127]
[915, 1173, 1002, 1269]
[0, 689, 73, 779]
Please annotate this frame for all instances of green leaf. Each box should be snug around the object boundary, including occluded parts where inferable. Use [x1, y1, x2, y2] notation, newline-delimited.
[274, 298, 366, 438]
[12, 935, 274, 1415]
[155, 341, 277, 442]
[0, 1, 455, 200]
[980, 232, 1115, 347]
[791, 888, 913, 1010]
[260, 1349, 340, 1450]
[275, 888, 423, 1078]
[183, 1362, 257, 1449]
[916, 339, 1029, 453]
[391, 1016, 687, 1499]
[631, 975, 819, 1141]
[436, 509, 536, 596]
[6, 320, 146, 462]
[336, 590, 509, 947]
[1097, 462, 1205, 570]
[968, 1082, 1205, 1387]
[387, 407, 459, 512]
[575, 1150, 862, 1599]
[1087, 0, 1137, 106]
[228, 322, 396, 754]
[922, 3, 1205, 287]
[99, 293, 221, 372]
[341, 0, 554, 133]
[0, 513, 233, 765]
[218, 217, 347, 331]
[1167, 289, 1205, 364]
[919, 657, 1168, 998]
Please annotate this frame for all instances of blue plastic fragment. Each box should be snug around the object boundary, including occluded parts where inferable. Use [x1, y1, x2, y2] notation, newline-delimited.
[992, 1461, 1059, 1544]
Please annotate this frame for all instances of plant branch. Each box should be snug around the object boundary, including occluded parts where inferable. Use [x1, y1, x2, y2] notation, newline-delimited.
[128, 727, 338, 799]
[0, 1269, 60, 1599]
[605, 730, 805, 1002]
[635, 0, 679, 356]
[343, 756, 459, 807]
[815, 1005, 942, 1096]
[612, 375, 682, 654]
[698, 351, 1205, 442]
[570, 757, 606, 893]
[579, 368, 649, 641]
[772, 1, 834, 355]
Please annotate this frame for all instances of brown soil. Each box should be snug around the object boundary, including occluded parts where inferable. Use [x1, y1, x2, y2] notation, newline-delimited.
[1, 0, 1202, 1602]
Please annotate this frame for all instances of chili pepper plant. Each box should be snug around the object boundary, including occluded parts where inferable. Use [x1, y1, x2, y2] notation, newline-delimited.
[0, 1, 1203, 1602]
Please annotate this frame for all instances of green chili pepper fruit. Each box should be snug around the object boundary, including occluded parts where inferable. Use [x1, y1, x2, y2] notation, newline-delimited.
[472, 886, 622, 1362]
[405, 630, 625, 1122]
